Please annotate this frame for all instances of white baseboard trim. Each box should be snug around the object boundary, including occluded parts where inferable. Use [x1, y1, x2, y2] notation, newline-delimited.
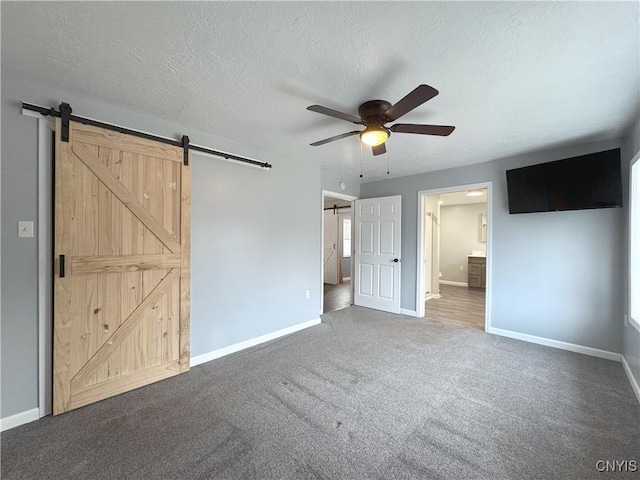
[622, 355, 640, 404]
[400, 308, 418, 317]
[486, 326, 622, 362]
[342, 277, 351, 281]
[190, 318, 321, 367]
[0, 408, 40, 432]
[439, 280, 468, 287]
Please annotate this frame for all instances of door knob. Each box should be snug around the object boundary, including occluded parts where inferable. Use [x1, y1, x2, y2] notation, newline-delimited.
[393, 258, 399, 263]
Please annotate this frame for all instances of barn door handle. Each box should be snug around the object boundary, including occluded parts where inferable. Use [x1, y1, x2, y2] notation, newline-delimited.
[393, 258, 399, 263]
[59, 255, 66, 277]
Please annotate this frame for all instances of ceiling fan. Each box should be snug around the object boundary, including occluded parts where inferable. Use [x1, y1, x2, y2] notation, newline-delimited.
[307, 84, 455, 156]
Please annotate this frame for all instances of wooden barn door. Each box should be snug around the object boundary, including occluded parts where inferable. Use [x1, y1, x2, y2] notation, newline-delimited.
[53, 119, 190, 414]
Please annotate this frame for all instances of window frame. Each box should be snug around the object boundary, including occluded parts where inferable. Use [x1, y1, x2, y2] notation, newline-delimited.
[630, 152, 640, 331]
[342, 217, 352, 258]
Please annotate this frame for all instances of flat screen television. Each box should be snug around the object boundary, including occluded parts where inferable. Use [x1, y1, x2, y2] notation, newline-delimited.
[506, 148, 622, 214]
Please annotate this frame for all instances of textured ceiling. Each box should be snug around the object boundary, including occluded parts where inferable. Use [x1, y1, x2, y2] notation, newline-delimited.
[2, 2, 639, 180]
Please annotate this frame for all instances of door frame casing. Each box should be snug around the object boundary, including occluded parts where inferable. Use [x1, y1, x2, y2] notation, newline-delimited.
[320, 190, 357, 315]
[416, 182, 493, 331]
[22, 107, 55, 418]
[38, 118, 54, 417]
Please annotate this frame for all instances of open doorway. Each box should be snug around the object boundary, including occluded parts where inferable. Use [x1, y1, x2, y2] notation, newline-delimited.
[321, 191, 357, 314]
[417, 183, 492, 331]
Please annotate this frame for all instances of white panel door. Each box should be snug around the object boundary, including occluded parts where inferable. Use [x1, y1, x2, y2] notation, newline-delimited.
[354, 196, 401, 313]
[323, 211, 339, 285]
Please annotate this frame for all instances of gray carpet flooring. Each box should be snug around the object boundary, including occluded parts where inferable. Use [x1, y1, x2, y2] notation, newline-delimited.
[2, 307, 639, 479]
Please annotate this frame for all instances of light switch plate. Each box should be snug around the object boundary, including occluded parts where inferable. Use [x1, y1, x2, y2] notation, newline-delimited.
[18, 221, 34, 238]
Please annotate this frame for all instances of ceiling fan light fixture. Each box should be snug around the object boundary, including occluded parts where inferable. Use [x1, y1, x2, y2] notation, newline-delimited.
[465, 190, 485, 197]
[360, 126, 389, 147]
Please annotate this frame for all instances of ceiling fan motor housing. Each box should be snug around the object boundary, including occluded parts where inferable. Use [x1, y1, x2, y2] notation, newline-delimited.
[358, 100, 392, 125]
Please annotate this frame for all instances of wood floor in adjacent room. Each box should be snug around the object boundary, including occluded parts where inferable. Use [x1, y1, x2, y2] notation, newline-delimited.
[425, 283, 486, 329]
[323, 280, 351, 313]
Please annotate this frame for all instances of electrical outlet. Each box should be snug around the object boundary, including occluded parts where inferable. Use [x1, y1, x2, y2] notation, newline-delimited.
[18, 221, 34, 238]
[305, 290, 311, 299]
[459, 265, 464, 271]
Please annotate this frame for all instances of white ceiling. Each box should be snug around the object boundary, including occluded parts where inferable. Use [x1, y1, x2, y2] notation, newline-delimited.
[2, 2, 638, 181]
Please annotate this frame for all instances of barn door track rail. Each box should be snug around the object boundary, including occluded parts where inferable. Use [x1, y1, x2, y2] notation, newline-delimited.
[22, 102, 273, 169]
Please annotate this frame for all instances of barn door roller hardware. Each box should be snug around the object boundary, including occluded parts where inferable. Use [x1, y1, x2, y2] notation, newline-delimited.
[323, 204, 351, 214]
[22, 102, 273, 169]
[181, 135, 190, 166]
[59, 102, 72, 142]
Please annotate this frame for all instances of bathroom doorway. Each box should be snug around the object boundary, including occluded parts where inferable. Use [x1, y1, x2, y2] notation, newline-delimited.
[416, 183, 492, 330]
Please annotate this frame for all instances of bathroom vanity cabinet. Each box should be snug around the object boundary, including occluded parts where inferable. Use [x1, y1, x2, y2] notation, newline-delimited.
[468, 256, 486, 289]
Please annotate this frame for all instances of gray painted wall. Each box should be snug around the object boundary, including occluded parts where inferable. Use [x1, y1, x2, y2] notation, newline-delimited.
[2, 77, 40, 419]
[361, 138, 627, 354]
[191, 154, 320, 355]
[1, 74, 322, 418]
[622, 114, 640, 393]
[321, 168, 360, 198]
[440, 203, 487, 283]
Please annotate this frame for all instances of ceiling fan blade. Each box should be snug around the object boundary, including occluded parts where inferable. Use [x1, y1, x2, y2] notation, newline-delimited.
[372, 143, 386, 156]
[307, 105, 363, 124]
[390, 124, 455, 136]
[384, 85, 439, 122]
[310, 130, 361, 146]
